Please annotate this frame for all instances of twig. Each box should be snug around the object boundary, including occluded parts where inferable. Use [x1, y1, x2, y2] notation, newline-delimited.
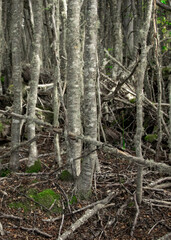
[148, 220, 164, 235]
[12, 224, 52, 238]
[148, 177, 171, 187]
[58, 201, 65, 238]
[131, 193, 140, 237]
[0, 213, 22, 220]
[0, 137, 37, 162]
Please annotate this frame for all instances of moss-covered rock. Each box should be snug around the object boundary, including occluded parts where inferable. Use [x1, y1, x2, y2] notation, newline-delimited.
[26, 160, 41, 173]
[59, 170, 73, 181]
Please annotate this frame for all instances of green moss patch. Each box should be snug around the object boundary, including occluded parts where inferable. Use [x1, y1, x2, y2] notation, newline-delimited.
[0, 169, 11, 177]
[144, 134, 157, 143]
[27, 188, 61, 213]
[26, 160, 41, 173]
[9, 201, 30, 212]
[59, 170, 73, 181]
[0, 121, 4, 132]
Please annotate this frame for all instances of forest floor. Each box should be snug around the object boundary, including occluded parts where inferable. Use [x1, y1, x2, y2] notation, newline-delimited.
[0, 133, 171, 240]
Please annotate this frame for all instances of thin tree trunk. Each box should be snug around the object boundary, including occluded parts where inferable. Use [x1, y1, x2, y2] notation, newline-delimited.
[27, 0, 42, 167]
[110, 0, 123, 80]
[51, 0, 61, 167]
[76, 0, 98, 196]
[0, 0, 2, 94]
[66, 0, 82, 177]
[153, 1, 163, 158]
[135, 0, 153, 204]
[169, 74, 171, 162]
[10, 0, 23, 171]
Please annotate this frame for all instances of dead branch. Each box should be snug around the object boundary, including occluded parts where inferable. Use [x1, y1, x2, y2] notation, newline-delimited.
[131, 193, 140, 237]
[148, 177, 171, 188]
[0, 137, 37, 162]
[56, 191, 115, 240]
[0, 213, 22, 220]
[12, 224, 52, 238]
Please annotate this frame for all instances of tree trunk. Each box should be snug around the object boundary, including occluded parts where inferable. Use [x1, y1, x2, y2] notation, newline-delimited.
[76, 0, 98, 196]
[27, 0, 43, 167]
[66, 0, 82, 177]
[10, 0, 23, 171]
[135, 0, 153, 204]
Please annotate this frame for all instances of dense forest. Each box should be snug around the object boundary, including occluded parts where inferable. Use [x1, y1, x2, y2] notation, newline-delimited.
[0, 0, 171, 239]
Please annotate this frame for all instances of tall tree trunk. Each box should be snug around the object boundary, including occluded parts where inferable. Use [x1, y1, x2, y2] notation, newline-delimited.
[27, 0, 42, 167]
[110, 0, 123, 79]
[10, 0, 23, 171]
[51, 0, 62, 167]
[76, 0, 98, 196]
[0, 0, 2, 94]
[66, 0, 82, 177]
[135, 0, 153, 204]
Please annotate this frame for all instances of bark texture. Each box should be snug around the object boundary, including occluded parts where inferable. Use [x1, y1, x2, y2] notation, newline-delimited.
[66, 0, 82, 177]
[27, 0, 43, 166]
[10, 0, 23, 171]
[77, 0, 98, 195]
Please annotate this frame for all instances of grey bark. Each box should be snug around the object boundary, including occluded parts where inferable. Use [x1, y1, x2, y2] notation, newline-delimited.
[122, 0, 134, 61]
[27, 0, 43, 167]
[0, 0, 2, 94]
[51, 0, 62, 166]
[10, 0, 23, 171]
[169, 74, 171, 161]
[110, 0, 123, 79]
[76, 0, 99, 195]
[66, 0, 82, 177]
[135, 0, 153, 204]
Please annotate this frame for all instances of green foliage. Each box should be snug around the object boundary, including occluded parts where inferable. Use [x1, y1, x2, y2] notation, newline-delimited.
[0, 76, 4, 83]
[161, 0, 167, 4]
[0, 121, 4, 133]
[0, 169, 11, 177]
[144, 134, 157, 143]
[69, 195, 77, 205]
[129, 98, 136, 104]
[59, 170, 73, 181]
[26, 160, 41, 173]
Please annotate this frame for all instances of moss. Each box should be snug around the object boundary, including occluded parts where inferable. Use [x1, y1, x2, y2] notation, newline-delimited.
[69, 195, 77, 205]
[144, 134, 157, 143]
[59, 170, 74, 181]
[28, 188, 61, 213]
[0, 121, 3, 133]
[129, 98, 136, 103]
[9, 201, 30, 212]
[0, 169, 11, 177]
[26, 160, 41, 173]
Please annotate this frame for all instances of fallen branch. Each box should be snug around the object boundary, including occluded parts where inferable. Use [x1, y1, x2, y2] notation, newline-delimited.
[56, 191, 115, 240]
[0, 110, 171, 175]
[0, 213, 22, 220]
[43, 191, 118, 222]
[12, 224, 52, 238]
[68, 133, 171, 175]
